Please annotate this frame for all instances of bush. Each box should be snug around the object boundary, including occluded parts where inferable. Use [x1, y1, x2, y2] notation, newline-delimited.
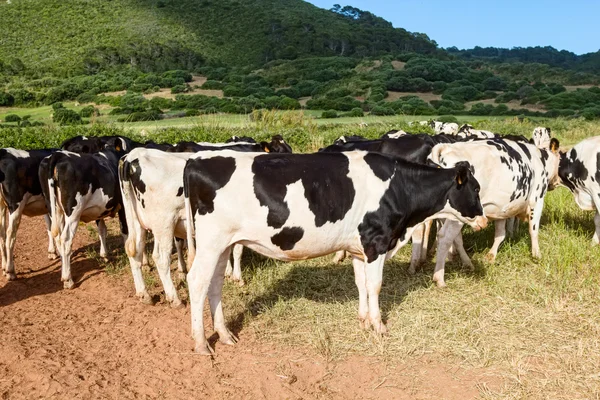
[370, 106, 395, 116]
[185, 109, 200, 117]
[437, 115, 458, 123]
[347, 107, 364, 117]
[278, 96, 301, 110]
[201, 80, 224, 90]
[171, 85, 188, 94]
[52, 102, 65, 111]
[4, 114, 21, 123]
[0, 92, 14, 106]
[79, 105, 99, 118]
[53, 108, 82, 125]
[321, 110, 338, 118]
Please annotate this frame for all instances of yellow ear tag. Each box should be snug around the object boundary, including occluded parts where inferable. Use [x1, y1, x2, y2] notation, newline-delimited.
[263, 146, 270, 153]
[457, 176, 462, 185]
[116, 145, 121, 151]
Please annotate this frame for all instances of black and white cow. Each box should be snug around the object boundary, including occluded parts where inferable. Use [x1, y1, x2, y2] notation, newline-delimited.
[557, 136, 600, 245]
[183, 150, 487, 354]
[0, 148, 58, 280]
[61, 135, 141, 154]
[40, 149, 127, 289]
[431, 121, 459, 135]
[119, 139, 294, 306]
[426, 137, 561, 287]
[456, 124, 495, 139]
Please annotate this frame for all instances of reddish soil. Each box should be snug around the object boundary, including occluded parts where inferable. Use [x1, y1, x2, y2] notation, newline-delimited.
[0, 216, 501, 399]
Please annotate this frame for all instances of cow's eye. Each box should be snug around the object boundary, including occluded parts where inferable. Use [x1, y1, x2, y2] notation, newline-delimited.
[475, 188, 480, 193]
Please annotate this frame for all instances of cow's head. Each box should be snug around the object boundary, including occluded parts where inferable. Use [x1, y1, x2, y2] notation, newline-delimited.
[444, 161, 487, 231]
[261, 135, 293, 153]
[532, 127, 551, 149]
[546, 138, 562, 190]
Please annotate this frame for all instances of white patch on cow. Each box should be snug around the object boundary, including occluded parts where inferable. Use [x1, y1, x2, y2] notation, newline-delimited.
[6, 148, 30, 158]
[385, 130, 408, 139]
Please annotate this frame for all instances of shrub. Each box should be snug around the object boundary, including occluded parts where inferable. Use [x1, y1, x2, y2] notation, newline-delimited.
[321, 109, 338, 118]
[79, 105, 99, 118]
[4, 114, 21, 123]
[0, 92, 14, 106]
[185, 109, 200, 117]
[347, 107, 364, 117]
[171, 85, 188, 94]
[52, 102, 65, 110]
[53, 108, 82, 125]
[437, 115, 458, 123]
[278, 96, 301, 110]
[201, 80, 224, 90]
[370, 106, 395, 116]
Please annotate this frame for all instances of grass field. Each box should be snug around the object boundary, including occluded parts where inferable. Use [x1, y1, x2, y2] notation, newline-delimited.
[0, 114, 599, 397]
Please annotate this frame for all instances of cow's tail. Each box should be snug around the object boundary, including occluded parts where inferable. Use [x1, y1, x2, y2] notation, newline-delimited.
[47, 157, 63, 240]
[118, 158, 138, 258]
[184, 172, 196, 272]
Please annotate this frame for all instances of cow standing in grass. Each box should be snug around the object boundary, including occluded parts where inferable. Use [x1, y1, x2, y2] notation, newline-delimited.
[183, 150, 486, 354]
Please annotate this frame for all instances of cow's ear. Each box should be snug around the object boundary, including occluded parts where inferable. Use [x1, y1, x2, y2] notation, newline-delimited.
[454, 161, 471, 186]
[550, 138, 560, 154]
[261, 141, 271, 153]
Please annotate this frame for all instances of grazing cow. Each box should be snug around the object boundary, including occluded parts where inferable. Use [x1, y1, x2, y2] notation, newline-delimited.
[557, 136, 600, 245]
[380, 129, 408, 139]
[119, 140, 294, 306]
[61, 135, 141, 154]
[168, 135, 292, 154]
[40, 149, 126, 289]
[427, 137, 561, 287]
[183, 150, 486, 354]
[456, 124, 495, 139]
[333, 135, 368, 145]
[0, 148, 58, 280]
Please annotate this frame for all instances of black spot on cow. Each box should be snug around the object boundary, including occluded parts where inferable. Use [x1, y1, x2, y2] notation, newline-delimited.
[516, 142, 532, 160]
[252, 153, 356, 229]
[364, 152, 394, 181]
[559, 149, 588, 191]
[595, 153, 600, 185]
[271, 227, 305, 250]
[176, 186, 184, 197]
[184, 156, 236, 216]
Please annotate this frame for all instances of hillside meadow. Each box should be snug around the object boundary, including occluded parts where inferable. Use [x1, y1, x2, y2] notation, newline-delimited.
[0, 116, 599, 398]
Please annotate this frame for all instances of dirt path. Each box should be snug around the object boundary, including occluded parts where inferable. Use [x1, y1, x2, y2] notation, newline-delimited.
[0, 216, 500, 399]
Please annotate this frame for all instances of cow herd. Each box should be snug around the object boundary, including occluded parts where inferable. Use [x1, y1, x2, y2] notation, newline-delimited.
[0, 121, 598, 355]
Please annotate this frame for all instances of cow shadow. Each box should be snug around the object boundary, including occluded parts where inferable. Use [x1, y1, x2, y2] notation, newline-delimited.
[222, 246, 487, 341]
[0, 233, 125, 307]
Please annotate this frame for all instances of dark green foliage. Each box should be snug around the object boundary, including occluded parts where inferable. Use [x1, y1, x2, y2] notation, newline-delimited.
[0, 92, 14, 106]
[346, 107, 364, 117]
[321, 109, 338, 118]
[443, 86, 482, 102]
[79, 105, 99, 118]
[437, 115, 458, 123]
[201, 80, 225, 90]
[4, 114, 21, 123]
[171, 84, 188, 94]
[370, 105, 395, 116]
[53, 108, 82, 125]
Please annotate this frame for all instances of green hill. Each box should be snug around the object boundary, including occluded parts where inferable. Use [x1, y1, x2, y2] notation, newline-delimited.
[0, 0, 437, 75]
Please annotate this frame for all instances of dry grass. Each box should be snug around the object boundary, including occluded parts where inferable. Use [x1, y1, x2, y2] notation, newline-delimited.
[391, 61, 406, 70]
[100, 75, 224, 100]
[385, 91, 442, 102]
[91, 117, 600, 398]
[565, 85, 599, 92]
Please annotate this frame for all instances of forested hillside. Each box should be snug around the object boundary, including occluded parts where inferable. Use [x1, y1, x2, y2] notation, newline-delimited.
[0, 0, 436, 75]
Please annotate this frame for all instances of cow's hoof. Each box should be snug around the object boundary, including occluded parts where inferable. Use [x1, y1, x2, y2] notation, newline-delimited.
[138, 292, 154, 305]
[6, 272, 16, 281]
[407, 264, 417, 275]
[372, 321, 388, 335]
[171, 298, 185, 309]
[218, 329, 238, 346]
[484, 253, 496, 263]
[462, 259, 474, 270]
[47, 252, 58, 260]
[434, 280, 447, 288]
[195, 341, 215, 355]
[63, 279, 75, 289]
[358, 317, 371, 330]
[236, 279, 245, 287]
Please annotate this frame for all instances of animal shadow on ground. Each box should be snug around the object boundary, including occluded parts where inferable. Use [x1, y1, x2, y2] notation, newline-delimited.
[0, 232, 124, 307]
[224, 244, 488, 341]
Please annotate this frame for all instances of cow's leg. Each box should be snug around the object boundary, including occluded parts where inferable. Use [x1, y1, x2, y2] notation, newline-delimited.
[125, 217, 152, 304]
[420, 219, 433, 263]
[4, 201, 27, 280]
[332, 250, 346, 263]
[593, 211, 600, 246]
[0, 202, 7, 274]
[365, 254, 387, 334]
[230, 244, 244, 286]
[59, 216, 80, 289]
[208, 246, 238, 345]
[486, 220, 507, 263]
[44, 214, 57, 259]
[188, 245, 230, 355]
[141, 230, 149, 267]
[452, 231, 473, 269]
[152, 234, 182, 308]
[433, 220, 464, 288]
[529, 201, 545, 259]
[174, 237, 186, 280]
[408, 223, 424, 275]
[352, 256, 369, 329]
[96, 219, 108, 260]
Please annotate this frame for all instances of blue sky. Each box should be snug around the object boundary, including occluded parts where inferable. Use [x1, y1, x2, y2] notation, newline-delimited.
[305, 0, 599, 55]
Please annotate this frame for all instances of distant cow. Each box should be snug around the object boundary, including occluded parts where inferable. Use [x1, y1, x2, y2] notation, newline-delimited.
[0, 148, 58, 280]
[183, 150, 486, 354]
[380, 129, 408, 139]
[119, 139, 293, 306]
[430, 121, 459, 135]
[557, 136, 600, 245]
[61, 135, 141, 154]
[427, 137, 560, 287]
[456, 124, 495, 139]
[40, 149, 127, 289]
